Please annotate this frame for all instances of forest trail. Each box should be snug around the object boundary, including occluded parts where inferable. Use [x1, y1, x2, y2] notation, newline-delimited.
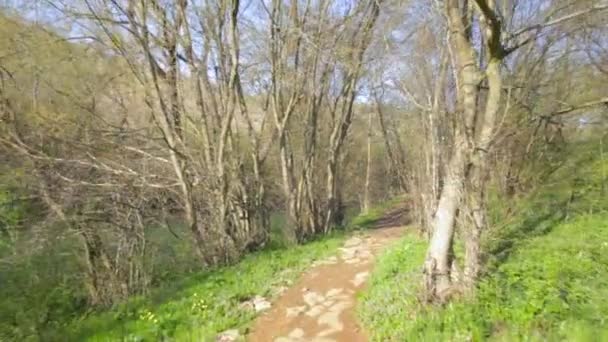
[247, 209, 406, 342]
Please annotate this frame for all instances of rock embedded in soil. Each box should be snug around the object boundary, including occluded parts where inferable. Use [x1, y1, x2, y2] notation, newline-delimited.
[240, 295, 272, 313]
[252, 295, 272, 312]
[216, 329, 240, 342]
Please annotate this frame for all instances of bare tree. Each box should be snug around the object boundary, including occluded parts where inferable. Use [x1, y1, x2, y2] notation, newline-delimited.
[424, 0, 608, 301]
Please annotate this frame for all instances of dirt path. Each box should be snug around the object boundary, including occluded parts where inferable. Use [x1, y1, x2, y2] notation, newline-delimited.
[247, 212, 405, 342]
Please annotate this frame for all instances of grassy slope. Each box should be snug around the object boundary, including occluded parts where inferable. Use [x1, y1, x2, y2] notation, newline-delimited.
[51, 198, 396, 342]
[63, 200, 401, 342]
[358, 233, 428, 340]
[360, 139, 608, 341]
[49, 233, 345, 342]
[1, 190, 397, 341]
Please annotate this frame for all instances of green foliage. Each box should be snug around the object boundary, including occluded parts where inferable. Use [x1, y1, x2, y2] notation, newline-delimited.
[0, 231, 87, 342]
[360, 138, 608, 341]
[0, 214, 347, 342]
[267, 212, 291, 249]
[50, 232, 346, 341]
[358, 234, 427, 341]
[0, 166, 29, 251]
[0, 219, 202, 341]
[0, 189, 22, 254]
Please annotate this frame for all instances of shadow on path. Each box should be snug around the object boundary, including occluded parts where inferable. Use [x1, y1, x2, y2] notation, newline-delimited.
[369, 206, 409, 229]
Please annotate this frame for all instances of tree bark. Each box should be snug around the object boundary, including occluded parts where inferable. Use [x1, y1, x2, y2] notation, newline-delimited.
[424, 132, 469, 301]
[363, 110, 373, 214]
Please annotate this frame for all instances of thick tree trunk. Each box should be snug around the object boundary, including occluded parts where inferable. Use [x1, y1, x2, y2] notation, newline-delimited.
[424, 134, 468, 301]
[423, 0, 506, 301]
[424, 0, 480, 301]
[463, 192, 483, 289]
[462, 56, 503, 290]
[425, 0, 505, 300]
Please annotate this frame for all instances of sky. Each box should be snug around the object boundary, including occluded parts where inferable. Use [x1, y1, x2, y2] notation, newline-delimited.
[2, 0, 606, 113]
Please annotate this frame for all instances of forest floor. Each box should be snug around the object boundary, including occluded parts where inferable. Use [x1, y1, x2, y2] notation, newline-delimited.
[247, 207, 407, 342]
[45, 201, 407, 342]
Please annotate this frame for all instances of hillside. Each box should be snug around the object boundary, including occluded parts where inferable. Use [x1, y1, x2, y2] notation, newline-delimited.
[1, 1, 608, 341]
[360, 136, 608, 340]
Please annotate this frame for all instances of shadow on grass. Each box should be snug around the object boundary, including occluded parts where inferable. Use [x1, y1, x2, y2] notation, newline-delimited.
[350, 197, 409, 229]
[485, 202, 569, 270]
[485, 138, 607, 272]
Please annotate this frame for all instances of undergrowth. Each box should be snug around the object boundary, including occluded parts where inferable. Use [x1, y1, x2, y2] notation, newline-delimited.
[7, 233, 345, 341]
[360, 138, 608, 341]
[63, 200, 402, 341]
[2, 195, 399, 341]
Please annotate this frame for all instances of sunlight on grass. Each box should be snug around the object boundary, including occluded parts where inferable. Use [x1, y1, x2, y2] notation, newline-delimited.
[358, 233, 427, 341]
[54, 199, 401, 341]
[360, 139, 608, 341]
[62, 233, 346, 341]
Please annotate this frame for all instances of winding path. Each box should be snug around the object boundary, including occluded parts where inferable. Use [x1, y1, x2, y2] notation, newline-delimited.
[248, 212, 405, 342]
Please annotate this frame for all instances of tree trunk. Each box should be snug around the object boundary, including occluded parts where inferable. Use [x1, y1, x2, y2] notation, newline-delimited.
[363, 110, 373, 214]
[463, 175, 485, 290]
[278, 131, 300, 242]
[424, 134, 468, 301]
[80, 227, 124, 306]
[425, 0, 506, 299]
[323, 154, 339, 233]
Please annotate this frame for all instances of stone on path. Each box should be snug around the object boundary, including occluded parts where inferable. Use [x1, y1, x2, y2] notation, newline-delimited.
[248, 226, 404, 342]
[351, 271, 370, 287]
[216, 329, 240, 342]
[252, 295, 272, 312]
[286, 305, 307, 317]
[241, 295, 272, 312]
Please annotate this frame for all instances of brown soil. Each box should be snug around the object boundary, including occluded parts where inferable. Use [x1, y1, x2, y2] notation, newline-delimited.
[247, 217, 405, 342]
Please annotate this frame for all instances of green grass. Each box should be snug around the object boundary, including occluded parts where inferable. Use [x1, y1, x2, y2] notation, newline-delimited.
[59, 199, 399, 341]
[360, 139, 608, 341]
[59, 200, 403, 341]
[1, 197, 399, 342]
[43, 232, 346, 342]
[358, 233, 428, 341]
[62, 201, 400, 342]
